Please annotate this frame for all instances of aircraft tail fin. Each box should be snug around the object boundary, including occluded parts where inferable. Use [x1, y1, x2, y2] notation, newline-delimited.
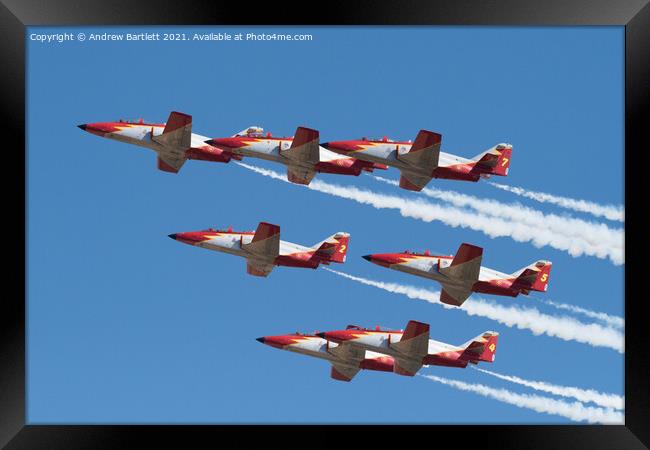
[460, 331, 499, 363]
[313, 232, 350, 264]
[471, 144, 512, 176]
[511, 260, 552, 292]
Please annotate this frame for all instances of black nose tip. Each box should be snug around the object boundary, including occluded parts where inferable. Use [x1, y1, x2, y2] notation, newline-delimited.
[256, 337, 265, 344]
[168, 234, 177, 240]
[320, 142, 329, 150]
[77, 124, 87, 130]
[362, 255, 372, 261]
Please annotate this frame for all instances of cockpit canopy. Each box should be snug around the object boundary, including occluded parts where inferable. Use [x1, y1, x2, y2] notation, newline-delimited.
[202, 226, 234, 233]
[361, 136, 412, 143]
[117, 118, 145, 124]
[235, 126, 266, 138]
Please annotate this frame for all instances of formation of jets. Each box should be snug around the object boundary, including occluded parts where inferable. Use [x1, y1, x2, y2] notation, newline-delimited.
[78, 111, 552, 383]
[257, 320, 498, 381]
[78, 110, 510, 191]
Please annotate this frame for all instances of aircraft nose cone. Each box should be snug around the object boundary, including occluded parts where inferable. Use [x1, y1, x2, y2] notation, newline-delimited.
[77, 124, 87, 131]
[168, 234, 177, 240]
[362, 255, 372, 262]
[256, 337, 265, 344]
[320, 142, 330, 150]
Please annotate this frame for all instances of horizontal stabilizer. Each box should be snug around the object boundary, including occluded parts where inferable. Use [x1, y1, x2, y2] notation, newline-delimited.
[473, 144, 512, 176]
[313, 232, 350, 263]
[512, 260, 552, 292]
[460, 331, 499, 362]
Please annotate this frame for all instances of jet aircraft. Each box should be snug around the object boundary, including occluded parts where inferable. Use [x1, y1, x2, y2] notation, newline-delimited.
[169, 221, 349, 277]
[78, 111, 234, 173]
[78, 112, 386, 182]
[206, 125, 386, 185]
[318, 320, 499, 377]
[363, 243, 551, 306]
[256, 332, 395, 382]
[321, 130, 512, 191]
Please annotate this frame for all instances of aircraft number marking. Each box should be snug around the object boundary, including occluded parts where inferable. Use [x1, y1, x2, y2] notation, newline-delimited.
[339, 244, 347, 254]
[540, 273, 548, 282]
[501, 157, 509, 167]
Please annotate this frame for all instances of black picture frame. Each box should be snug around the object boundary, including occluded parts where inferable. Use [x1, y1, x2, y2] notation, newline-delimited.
[2, 0, 647, 447]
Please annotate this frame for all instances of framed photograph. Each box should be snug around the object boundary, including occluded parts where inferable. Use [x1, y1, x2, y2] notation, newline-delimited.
[3, 0, 647, 447]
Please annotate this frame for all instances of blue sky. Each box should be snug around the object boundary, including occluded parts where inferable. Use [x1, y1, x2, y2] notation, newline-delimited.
[27, 26, 623, 423]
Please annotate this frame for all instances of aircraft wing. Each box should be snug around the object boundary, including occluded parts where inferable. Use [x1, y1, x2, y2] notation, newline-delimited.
[246, 258, 275, 277]
[327, 341, 366, 381]
[439, 284, 473, 306]
[241, 222, 280, 259]
[286, 165, 317, 185]
[391, 320, 429, 376]
[282, 126, 320, 164]
[391, 320, 430, 357]
[328, 340, 366, 361]
[439, 243, 483, 282]
[330, 362, 361, 382]
[153, 111, 192, 148]
[393, 357, 423, 376]
[157, 153, 187, 173]
[398, 130, 441, 170]
[399, 169, 433, 191]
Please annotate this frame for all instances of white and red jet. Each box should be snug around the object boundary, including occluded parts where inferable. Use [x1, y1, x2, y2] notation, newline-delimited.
[321, 130, 512, 191]
[206, 125, 386, 184]
[363, 243, 551, 306]
[78, 112, 386, 182]
[317, 320, 498, 377]
[78, 111, 235, 173]
[169, 221, 350, 277]
[256, 333, 395, 382]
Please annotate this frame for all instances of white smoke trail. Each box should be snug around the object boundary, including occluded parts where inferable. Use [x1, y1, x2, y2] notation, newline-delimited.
[489, 182, 624, 222]
[420, 374, 624, 424]
[372, 175, 623, 264]
[236, 163, 623, 265]
[539, 299, 624, 330]
[472, 367, 624, 410]
[323, 268, 624, 353]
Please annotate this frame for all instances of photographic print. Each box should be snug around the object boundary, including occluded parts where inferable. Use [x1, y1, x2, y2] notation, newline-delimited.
[26, 25, 624, 425]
